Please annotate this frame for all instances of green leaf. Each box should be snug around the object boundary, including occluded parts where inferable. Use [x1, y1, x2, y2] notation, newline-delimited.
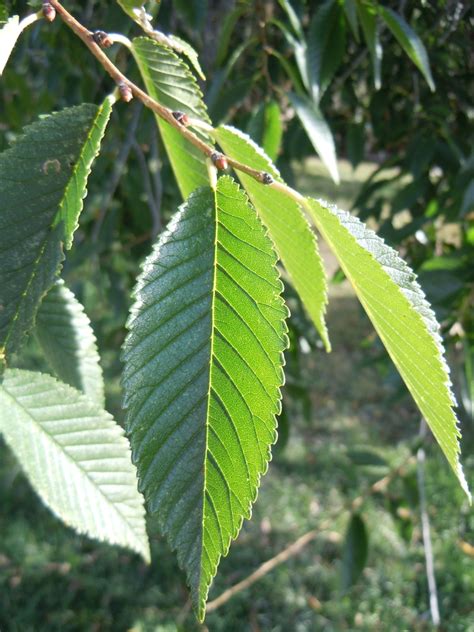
[341, 513, 368, 590]
[132, 37, 212, 198]
[277, 0, 304, 40]
[116, 0, 145, 21]
[0, 369, 150, 561]
[0, 1, 8, 24]
[216, 125, 330, 350]
[247, 100, 283, 162]
[357, 1, 382, 90]
[0, 101, 113, 361]
[305, 198, 470, 499]
[288, 92, 340, 184]
[306, 0, 346, 103]
[378, 6, 435, 92]
[0, 15, 30, 76]
[35, 280, 105, 407]
[215, 4, 247, 65]
[167, 34, 206, 80]
[122, 176, 288, 619]
[343, 0, 359, 41]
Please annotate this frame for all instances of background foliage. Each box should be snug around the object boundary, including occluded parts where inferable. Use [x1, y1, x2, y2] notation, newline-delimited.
[0, 0, 472, 629]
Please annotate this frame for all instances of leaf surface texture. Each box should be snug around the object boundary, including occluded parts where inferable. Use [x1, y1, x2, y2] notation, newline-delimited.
[123, 177, 288, 618]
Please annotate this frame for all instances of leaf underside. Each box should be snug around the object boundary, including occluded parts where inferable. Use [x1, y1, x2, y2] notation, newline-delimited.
[216, 125, 330, 350]
[0, 101, 112, 361]
[122, 176, 288, 618]
[0, 369, 150, 561]
[132, 37, 212, 198]
[35, 280, 105, 407]
[306, 198, 470, 500]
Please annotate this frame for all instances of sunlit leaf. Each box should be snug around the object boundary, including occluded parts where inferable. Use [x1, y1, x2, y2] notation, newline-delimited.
[216, 125, 330, 350]
[247, 100, 283, 162]
[122, 176, 288, 619]
[306, 198, 470, 499]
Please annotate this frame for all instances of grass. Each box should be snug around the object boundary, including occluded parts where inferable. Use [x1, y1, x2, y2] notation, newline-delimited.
[1, 160, 473, 632]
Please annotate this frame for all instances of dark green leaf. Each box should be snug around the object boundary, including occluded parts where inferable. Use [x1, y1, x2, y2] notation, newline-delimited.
[0, 101, 112, 361]
[378, 6, 435, 91]
[122, 176, 288, 619]
[341, 513, 368, 590]
[306, 0, 346, 103]
[357, 1, 382, 90]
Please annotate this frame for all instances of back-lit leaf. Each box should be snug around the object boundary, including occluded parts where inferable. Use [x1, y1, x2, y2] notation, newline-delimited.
[132, 37, 212, 198]
[0, 369, 149, 562]
[379, 6, 435, 91]
[36, 280, 105, 407]
[0, 101, 113, 361]
[306, 198, 470, 499]
[247, 100, 283, 162]
[216, 125, 330, 350]
[122, 177, 288, 619]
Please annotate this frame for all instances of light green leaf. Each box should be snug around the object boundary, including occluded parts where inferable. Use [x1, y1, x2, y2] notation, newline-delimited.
[357, 1, 382, 90]
[305, 198, 470, 499]
[378, 6, 435, 92]
[122, 176, 288, 619]
[0, 369, 150, 561]
[167, 34, 206, 80]
[216, 125, 330, 351]
[288, 92, 340, 184]
[132, 37, 212, 198]
[35, 280, 105, 407]
[247, 100, 283, 162]
[306, 0, 346, 103]
[0, 102, 113, 361]
[116, 0, 145, 21]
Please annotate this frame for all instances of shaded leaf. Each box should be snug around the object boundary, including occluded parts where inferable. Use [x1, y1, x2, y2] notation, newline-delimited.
[122, 176, 288, 619]
[0, 1, 8, 24]
[343, 0, 359, 41]
[0, 102, 113, 361]
[215, 4, 247, 65]
[277, 0, 304, 40]
[35, 280, 105, 407]
[341, 513, 368, 590]
[0, 369, 149, 561]
[379, 6, 435, 91]
[306, 0, 346, 103]
[305, 198, 470, 499]
[132, 37, 212, 198]
[357, 1, 382, 90]
[288, 92, 340, 183]
[216, 125, 330, 350]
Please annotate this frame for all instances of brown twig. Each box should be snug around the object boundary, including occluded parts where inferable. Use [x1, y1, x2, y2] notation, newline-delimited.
[207, 452, 415, 613]
[47, 0, 274, 187]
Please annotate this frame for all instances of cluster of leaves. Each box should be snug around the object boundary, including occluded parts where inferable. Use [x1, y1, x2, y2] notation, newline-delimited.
[0, 0, 471, 621]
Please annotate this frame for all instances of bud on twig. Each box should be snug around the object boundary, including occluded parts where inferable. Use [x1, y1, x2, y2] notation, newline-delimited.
[172, 110, 189, 126]
[92, 30, 113, 48]
[42, 2, 56, 22]
[261, 172, 274, 185]
[211, 152, 228, 171]
[118, 82, 133, 103]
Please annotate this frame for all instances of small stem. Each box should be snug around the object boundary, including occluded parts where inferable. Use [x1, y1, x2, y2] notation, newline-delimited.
[48, 0, 272, 189]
